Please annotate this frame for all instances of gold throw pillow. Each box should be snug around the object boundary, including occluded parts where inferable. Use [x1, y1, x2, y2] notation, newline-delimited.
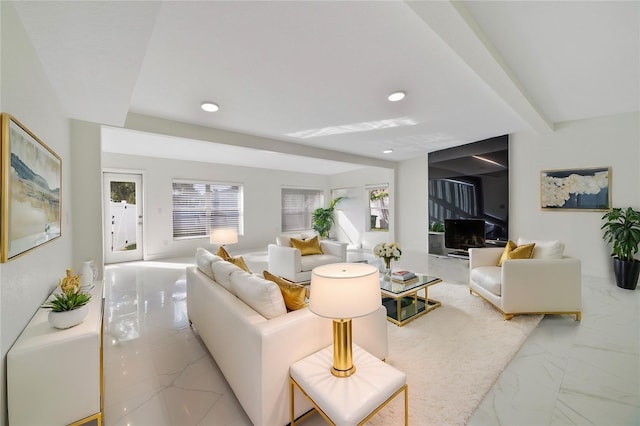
[263, 270, 307, 311]
[497, 240, 536, 265]
[215, 245, 231, 261]
[215, 245, 250, 272]
[497, 240, 517, 266]
[507, 243, 535, 261]
[290, 235, 323, 256]
[230, 256, 251, 273]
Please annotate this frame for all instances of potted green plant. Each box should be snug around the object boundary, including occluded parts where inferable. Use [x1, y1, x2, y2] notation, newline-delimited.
[42, 285, 93, 329]
[601, 207, 640, 290]
[313, 197, 345, 239]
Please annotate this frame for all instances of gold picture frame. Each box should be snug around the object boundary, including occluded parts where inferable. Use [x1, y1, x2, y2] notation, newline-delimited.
[1, 113, 62, 262]
[540, 167, 611, 211]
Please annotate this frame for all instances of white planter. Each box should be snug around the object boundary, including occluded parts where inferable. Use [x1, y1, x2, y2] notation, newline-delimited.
[48, 304, 89, 330]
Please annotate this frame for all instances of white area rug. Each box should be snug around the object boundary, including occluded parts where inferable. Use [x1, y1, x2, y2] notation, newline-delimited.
[368, 282, 542, 426]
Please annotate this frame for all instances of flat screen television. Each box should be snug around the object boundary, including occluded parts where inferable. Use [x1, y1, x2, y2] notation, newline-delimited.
[445, 219, 486, 251]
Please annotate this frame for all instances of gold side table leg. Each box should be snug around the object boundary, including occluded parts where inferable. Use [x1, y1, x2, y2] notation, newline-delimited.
[404, 385, 409, 426]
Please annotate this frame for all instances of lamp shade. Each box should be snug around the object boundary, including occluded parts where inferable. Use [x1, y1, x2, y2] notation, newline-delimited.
[210, 228, 238, 245]
[309, 263, 380, 319]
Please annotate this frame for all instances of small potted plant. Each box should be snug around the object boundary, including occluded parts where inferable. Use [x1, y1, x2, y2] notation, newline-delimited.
[42, 270, 93, 329]
[601, 207, 640, 290]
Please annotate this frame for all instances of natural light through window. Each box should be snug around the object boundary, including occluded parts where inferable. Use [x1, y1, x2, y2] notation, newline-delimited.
[286, 117, 417, 139]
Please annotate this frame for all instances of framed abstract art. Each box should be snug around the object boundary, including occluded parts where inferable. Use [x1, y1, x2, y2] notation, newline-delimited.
[540, 167, 611, 211]
[0, 113, 62, 261]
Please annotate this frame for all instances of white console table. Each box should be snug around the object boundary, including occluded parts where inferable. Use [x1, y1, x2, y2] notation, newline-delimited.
[8, 281, 104, 426]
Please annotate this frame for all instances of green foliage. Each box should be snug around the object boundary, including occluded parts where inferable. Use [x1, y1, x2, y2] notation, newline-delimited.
[111, 181, 136, 204]
[601, 207, 640, 261]
[313, 197, 345, 238]
[429, 221, 445, 232]
[41, 288, 92, 312]
[369, 189, 388, 202]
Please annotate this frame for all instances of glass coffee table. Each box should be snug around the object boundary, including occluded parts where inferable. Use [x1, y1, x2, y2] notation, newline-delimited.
[380, 275, 442, 326]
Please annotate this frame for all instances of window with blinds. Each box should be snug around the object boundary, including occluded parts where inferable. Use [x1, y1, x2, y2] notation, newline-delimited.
[281, 188, 324, 232]
[172, 180, 244, 239]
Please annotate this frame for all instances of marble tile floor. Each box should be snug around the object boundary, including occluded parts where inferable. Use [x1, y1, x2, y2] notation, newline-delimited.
[103, 259, 639, 426]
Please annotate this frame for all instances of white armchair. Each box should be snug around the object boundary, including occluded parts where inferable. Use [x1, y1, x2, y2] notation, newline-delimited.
[469, 239, 582, 321]
[268, 234, 347, 283]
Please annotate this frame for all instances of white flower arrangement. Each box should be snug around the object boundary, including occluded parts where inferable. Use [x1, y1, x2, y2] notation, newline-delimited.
[373, 242, 402, 263]
[541, 171, 608, 208]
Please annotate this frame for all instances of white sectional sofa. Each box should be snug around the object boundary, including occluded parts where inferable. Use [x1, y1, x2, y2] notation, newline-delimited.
[187, 248, 388, 426]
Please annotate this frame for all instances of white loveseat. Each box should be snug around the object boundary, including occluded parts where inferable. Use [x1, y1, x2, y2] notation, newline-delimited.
[469, 239, 582, 321]
[268, 233, 347, 283]
[187, 248, 388, 426]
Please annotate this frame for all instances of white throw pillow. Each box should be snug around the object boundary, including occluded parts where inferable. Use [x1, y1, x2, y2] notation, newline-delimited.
[276, 233, 301, 247]
[212, 260, 243, 294]
[516, 238, 565, 259]
[231, 271, 287, 319]
[195, 248, 222, 279]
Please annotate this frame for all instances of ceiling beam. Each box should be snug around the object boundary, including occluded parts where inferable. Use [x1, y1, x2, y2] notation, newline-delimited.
[406, 0, 555, 133]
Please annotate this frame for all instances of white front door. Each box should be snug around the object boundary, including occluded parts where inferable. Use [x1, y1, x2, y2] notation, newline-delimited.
[103, 172, 143, 264]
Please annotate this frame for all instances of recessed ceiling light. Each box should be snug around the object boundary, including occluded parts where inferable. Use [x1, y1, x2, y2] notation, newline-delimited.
[383, 149, 393, 154]
[201, 102, 219, 112]
[387, 91, 405, 102]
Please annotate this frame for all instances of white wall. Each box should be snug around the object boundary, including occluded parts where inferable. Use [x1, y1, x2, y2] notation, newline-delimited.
[396, 155, 430, 273]
[0, 3, 73, 425]
[102, 152, 330, 259]
[510, 112, 640, 278]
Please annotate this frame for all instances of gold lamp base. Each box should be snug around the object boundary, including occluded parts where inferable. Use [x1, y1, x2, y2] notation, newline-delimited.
[331, 318, 355, 378]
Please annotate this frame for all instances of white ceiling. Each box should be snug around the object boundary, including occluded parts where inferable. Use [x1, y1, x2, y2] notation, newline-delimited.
[11, 1, 639, 174]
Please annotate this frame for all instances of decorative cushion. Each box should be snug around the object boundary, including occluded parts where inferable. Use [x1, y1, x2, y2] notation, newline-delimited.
[276, 232, 317, 247]
[195, 248, 222, 279]
[216, 245, 251, 272]
[497, 241, 535, 265]
[211, 260, 243, 294]
[231, 271, 287, 319]
[507, 243, 535, 260]
[470, 266, 502, 296]
[276, 234, 301, 247]
[516, 238, 565, 259]
[497, 240, 517, 267]
[216, 245, 231, 260]
[291, 235, 323, 256]
[263, 270, 307, 311]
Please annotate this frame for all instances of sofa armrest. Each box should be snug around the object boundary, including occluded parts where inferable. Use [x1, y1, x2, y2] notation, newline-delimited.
[501, 257, 582, 313]
[320, 240, 347, 261]
[469, 247, 504, 269]
[268, 243, 302, 281]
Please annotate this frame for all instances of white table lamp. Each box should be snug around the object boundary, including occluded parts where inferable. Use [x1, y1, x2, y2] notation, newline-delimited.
[210, 228, 238, 246]
[309, 263, 381, 377]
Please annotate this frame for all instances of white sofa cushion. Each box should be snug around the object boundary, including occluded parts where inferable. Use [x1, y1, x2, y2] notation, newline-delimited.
[300, 254, 342, 272]
[231, 271, 287, 319]
[195, 248, 223, 279]
[517, 238, 565, 259]
[212, 260, 243, 294]
[470, 266, 502, 296]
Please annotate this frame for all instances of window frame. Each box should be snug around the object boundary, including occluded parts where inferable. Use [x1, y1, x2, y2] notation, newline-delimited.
[281, 187, 324, 232]
[172, 179, 244, 240]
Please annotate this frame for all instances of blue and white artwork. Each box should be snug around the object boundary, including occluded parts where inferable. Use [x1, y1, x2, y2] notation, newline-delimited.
[5, 116, 61, 260]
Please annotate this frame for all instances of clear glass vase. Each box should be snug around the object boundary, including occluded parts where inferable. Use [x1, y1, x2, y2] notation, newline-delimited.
[383, 258, 392, 281]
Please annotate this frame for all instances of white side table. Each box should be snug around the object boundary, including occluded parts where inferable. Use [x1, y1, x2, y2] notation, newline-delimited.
[290, 344, 407, 426]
